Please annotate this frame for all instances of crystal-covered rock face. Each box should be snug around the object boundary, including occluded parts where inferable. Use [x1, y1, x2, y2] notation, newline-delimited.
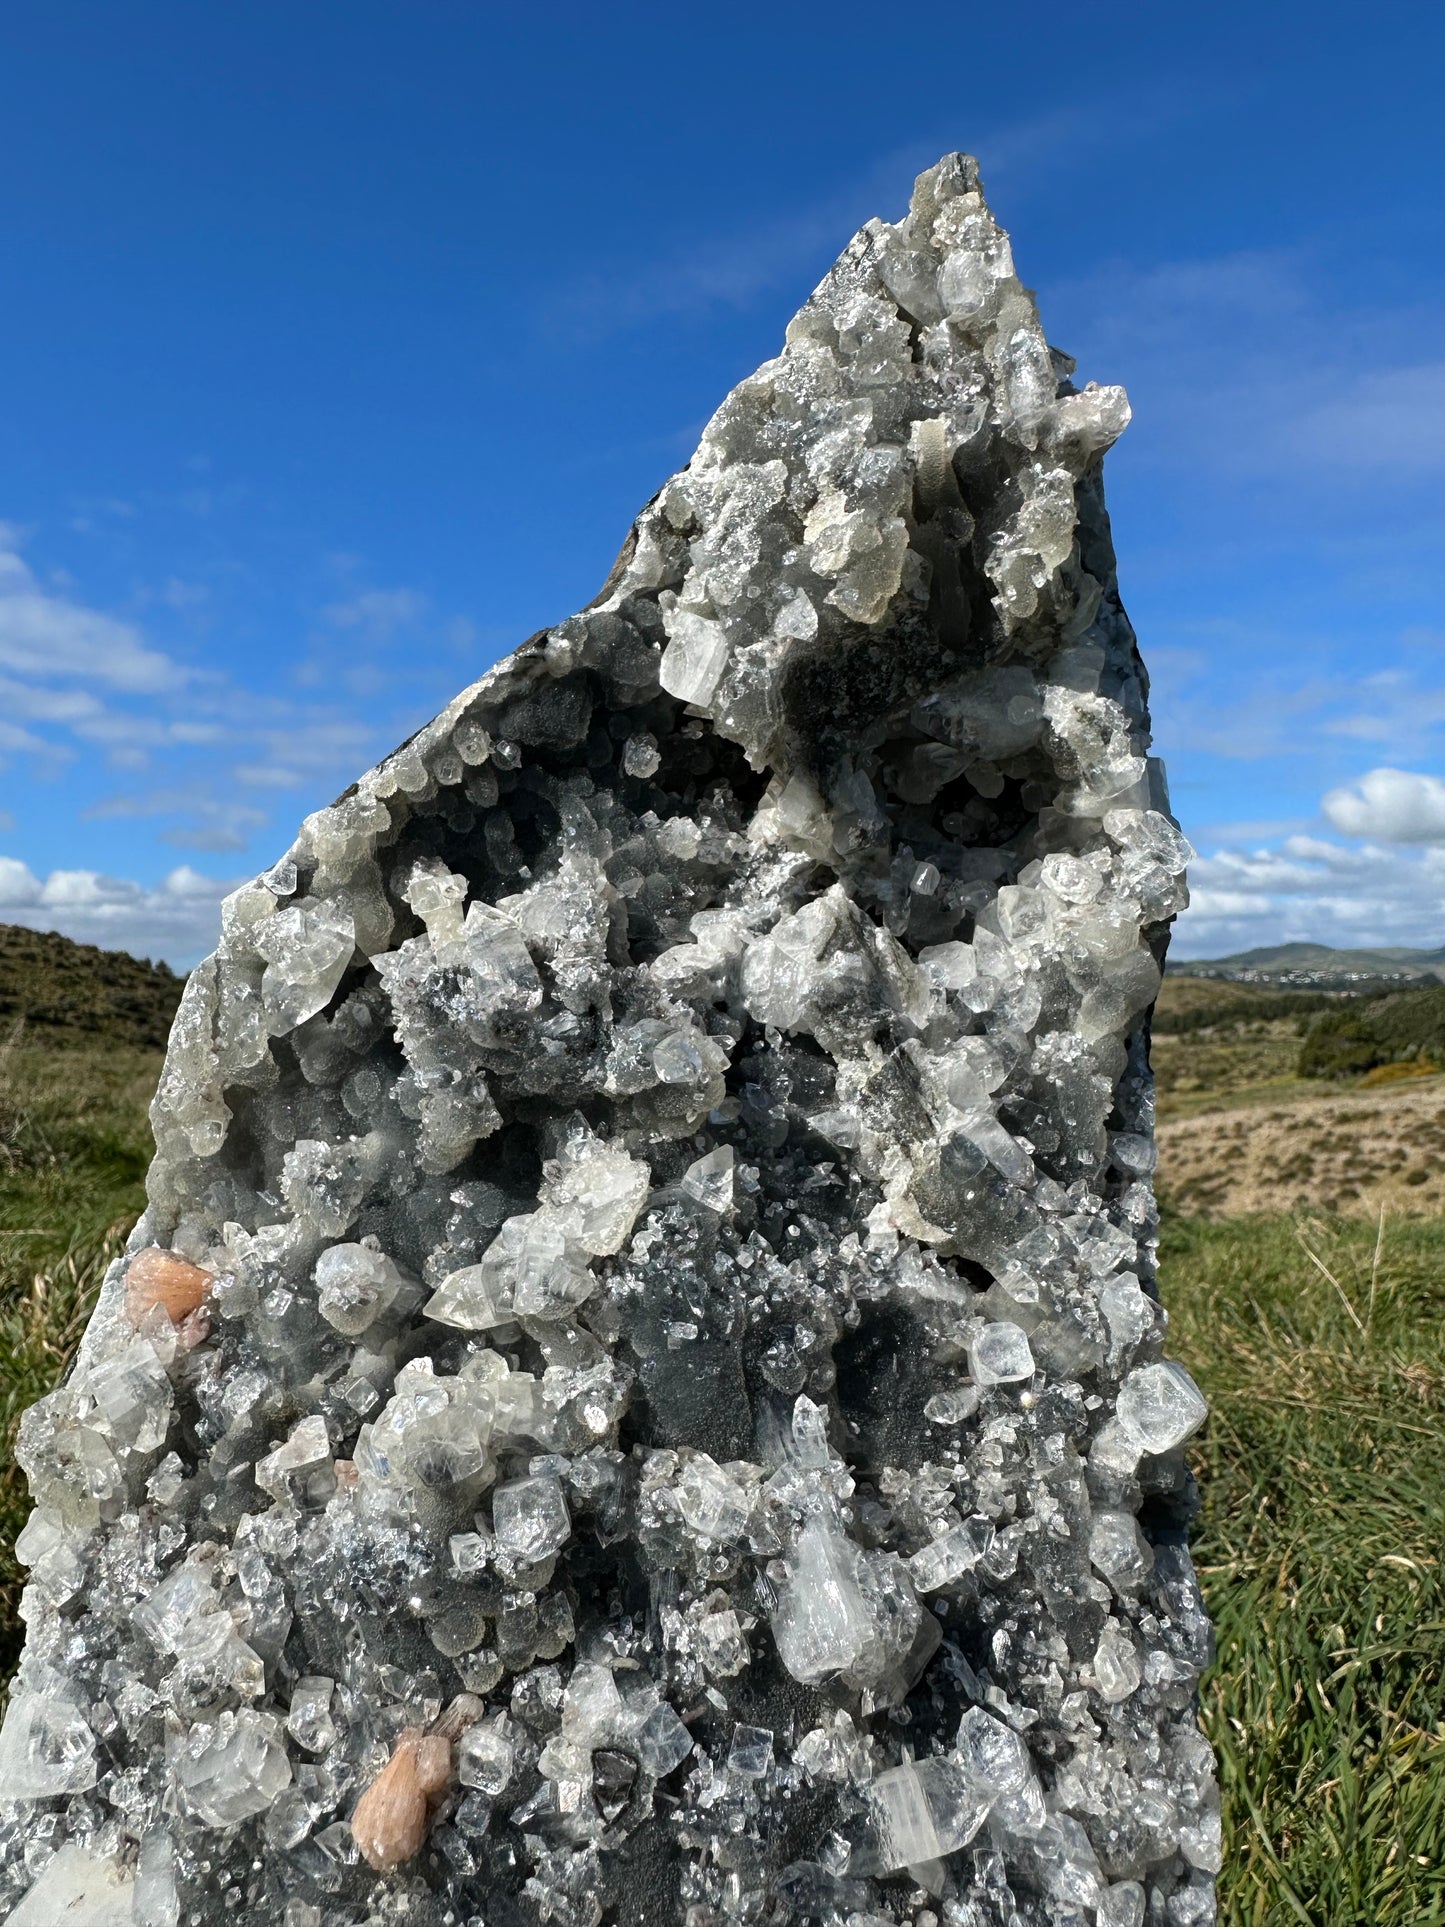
[0, 153, 1217, 1926]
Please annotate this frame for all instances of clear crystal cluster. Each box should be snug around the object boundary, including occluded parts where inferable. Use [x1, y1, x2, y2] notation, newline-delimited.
[0, 154, 1217, 1927]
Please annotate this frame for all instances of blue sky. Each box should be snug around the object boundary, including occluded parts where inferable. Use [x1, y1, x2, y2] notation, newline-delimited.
[0, 0, 1442, 965]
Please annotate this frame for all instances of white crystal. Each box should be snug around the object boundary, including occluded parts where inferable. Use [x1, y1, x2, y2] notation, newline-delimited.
[634, 1698, 694, 1776]
[1097, 1881, 1146, 1927]
[676, 1453, 751, 1543]
[543, 1135, 650, 1255]
[865, 1756, 990, 1870]
[1088, 1509, 1155, 1594]
[1030, 1814, 1106, 1910]
[771, 1517, 874, 1684]
[1092, 1624, 1143, 1704]
[176, 1708, 292, 1828]
[86, 1339, 173, 1454]
[7, 1844, 134, 1927]
[285, 1675, 337, 1754]
[923, 1386, 982, 1425]
[728, 1723, 774, 1778]
[492, 1474, 570, 1562]
[255, 1414, 335, 1507]
[680, 1143, 735, 1213]
[1100, 1276, 1154, 1359]
[464, 901, 542, 1007]
[254, 897, 355, 1034]
[314, 1242, 404, 1335]
[660, 610, 731, 705]
[696, 1607, 749, 1676]
[0, 1687, 97, 1798]
[622, 734, 661, 778]
[908, 1517, 994, 1592]
[133, 1829, 179, 1927]
[423, 1255, 513, 1330]
[1116, 1361, 1208, 1455]
[786, 1392, 831, 1467]
[955, 1706, 1031, 1795]
[969, 1322, 1035, 1387]
[1180, 1807, 1224, 1874]
[458, 1717, 515, 1794]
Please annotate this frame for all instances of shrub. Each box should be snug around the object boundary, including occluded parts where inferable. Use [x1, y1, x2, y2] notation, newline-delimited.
[1299, 985, 1445, 1080]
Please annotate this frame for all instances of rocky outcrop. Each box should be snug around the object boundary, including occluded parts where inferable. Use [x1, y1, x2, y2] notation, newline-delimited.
[0, 154, 1216, 1927]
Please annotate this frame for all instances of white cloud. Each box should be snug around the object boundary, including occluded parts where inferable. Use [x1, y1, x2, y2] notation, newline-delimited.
[0, 859, 234, 966]
[0, 675, 106, 725]
[0, 535, 184, 693]
[84, 785, 271, 854]
[547, 107, 1164, 344]
[232, 763, 304, 789]
[0, 856, 41, 905]
[1173, 830, 1445, 958]
[1321, 767, 1445, 844]
[0, 719, 61, 758]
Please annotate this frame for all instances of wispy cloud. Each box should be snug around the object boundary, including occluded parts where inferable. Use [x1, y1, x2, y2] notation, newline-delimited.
[0, 528, 467, 860]
[84, 786, 272, 854]
[321, 586, 431, 643]
[1178, 838, 1445, 956]
[1059, 240, 1445, 497]
[1151, 646, 1445, 768]
[0, 534, 184, 693]
[1283, 362, 1445, 475]
[547, 101, 1198, 344]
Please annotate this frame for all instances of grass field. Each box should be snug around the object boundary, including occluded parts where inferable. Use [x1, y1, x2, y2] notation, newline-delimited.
[1165, 1211, 1445, 1924]
[0, 947, 1442, 1923]
[0, 1023, 161, 1684]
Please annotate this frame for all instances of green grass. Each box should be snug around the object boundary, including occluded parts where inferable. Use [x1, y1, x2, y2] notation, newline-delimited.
[1152, 1025, 1310, 1117]
[1161, 1209, 1445, 1925]
[0, 1027, 162, 1684]
[0, 967, 1443, 1921]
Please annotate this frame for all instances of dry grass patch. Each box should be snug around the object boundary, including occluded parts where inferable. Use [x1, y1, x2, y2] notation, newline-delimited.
[1157, 1076, 1445, 1219]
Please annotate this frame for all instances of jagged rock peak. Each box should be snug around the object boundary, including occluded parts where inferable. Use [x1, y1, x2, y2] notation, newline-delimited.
[0, 155, 1217, 1927]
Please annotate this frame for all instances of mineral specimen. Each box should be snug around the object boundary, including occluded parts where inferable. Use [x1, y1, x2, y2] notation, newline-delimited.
[0, 152, 1218, 1927]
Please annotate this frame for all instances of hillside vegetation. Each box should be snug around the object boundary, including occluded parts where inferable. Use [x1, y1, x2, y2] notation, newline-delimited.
[1298, 983, 1445, 1080]
[0, 929, 1442, 1921]
[0, 922, 182, 1049]
[1150, 977, 1445, 1117]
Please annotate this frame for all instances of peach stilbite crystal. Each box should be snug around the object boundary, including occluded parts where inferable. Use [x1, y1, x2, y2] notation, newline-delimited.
[123, 1247, 213, 1326]
[351, 1729, 452, 1873]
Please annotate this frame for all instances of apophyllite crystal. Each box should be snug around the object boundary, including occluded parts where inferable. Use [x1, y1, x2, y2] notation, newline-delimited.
[0, 154, 1218, 1927]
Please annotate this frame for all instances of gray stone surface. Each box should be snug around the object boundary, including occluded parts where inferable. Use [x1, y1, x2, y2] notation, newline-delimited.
[0, 154, 1217, 1927]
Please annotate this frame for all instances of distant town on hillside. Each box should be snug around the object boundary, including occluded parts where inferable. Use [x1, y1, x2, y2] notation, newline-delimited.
[1169, 942, 1445, 990]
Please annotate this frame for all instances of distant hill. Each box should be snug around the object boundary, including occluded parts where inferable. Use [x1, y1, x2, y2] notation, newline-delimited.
[1170, 942, 1445, 987]
[0, 923, 184, 1050]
